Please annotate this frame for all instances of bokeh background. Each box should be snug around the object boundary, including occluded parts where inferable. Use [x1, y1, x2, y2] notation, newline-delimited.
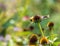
[0, 0, 60, 46]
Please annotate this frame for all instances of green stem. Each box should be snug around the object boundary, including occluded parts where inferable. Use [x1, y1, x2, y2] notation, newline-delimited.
[38, 23, 44, 37]
[50, 29, 53, 46]
[50, 44, 51, 46]
[50, 29, 53, 40]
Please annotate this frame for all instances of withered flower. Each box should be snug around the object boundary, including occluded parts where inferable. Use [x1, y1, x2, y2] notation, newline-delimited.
[29, 34, 38, 45]
[47, 22, 54, 30]
[40, 37, 49, 45]
[30, 15, 41, 23]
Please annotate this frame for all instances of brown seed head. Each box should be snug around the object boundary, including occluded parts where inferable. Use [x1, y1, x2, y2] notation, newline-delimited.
[47, 22, 54, 28]
[47, 22, 54, 30]
[29, 26, 34, 31]
[30, 15, 41, 23]
[33, 15, 41, 23]
[29, 34, 38, 45]
[40, 37, 49, 45]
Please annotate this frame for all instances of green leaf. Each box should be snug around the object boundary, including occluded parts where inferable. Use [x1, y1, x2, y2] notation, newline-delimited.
[53, 42, 60, 46]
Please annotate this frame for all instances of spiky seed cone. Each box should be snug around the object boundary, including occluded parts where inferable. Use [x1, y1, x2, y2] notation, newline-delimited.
[30, 15, 41, 23]
[29, 26, 34, 31]
[40, 37, 49, 45]
[47, 22, 54, 30]
[29, 34, 38, 45]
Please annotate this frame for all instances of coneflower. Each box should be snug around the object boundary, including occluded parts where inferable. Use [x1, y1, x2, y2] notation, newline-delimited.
[29, 26, 34, 31]
[47, 22, 54, 31]
[30, 15, 41, 23]
[40, 37, 49, 45]
[29, 34, 38, 45]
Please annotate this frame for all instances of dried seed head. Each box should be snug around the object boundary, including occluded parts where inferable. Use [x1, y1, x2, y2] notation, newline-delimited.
[40, 37, 49, 45]
[30, 15, 41, 23]
[47, 22, 54, 30]
[29, 34, 38, 45]
[47, 22, 54, 27]
[33, 15, 41, 23]
[29, 26, 34, 31]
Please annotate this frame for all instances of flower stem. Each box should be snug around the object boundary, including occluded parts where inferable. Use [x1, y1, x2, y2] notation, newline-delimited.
[38, 23, 44, 37]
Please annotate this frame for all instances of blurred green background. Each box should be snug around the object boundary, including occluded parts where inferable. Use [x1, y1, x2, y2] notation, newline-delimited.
[0, 0, 60, 46]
